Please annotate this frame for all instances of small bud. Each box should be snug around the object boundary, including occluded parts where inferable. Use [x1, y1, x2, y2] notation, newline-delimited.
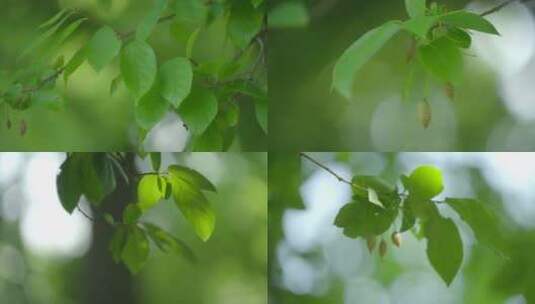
[444, 82, 455, 101]
[366, 236, 377, 253]
[391, 232, 402, 248]
[418, 99, 432, 129]
[379, 239, 387, 258]
[20, 119, 27, 136]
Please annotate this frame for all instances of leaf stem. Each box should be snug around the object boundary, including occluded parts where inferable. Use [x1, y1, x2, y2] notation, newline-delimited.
[480, 0, 533, 16]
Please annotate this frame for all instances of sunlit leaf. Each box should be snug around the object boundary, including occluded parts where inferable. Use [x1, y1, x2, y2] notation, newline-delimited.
[87, 26, 122, 72]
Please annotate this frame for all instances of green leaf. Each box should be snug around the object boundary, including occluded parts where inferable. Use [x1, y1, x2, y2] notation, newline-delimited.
[109, 225, 128, 263]
[407, 165, 444, 200]
[185, 28, 200, 59]
[56, 18, 87, 46]
[445, 198, 504, 252]
[159, 57, 193, 108]
[39, 9, 69, 29]
[64, 46, 87, 84]
[425, 212, 463, 286]
[332, 21, 401, 99]
[228, 2, 263, 49]
[87, 26, 122, 72]
[405, 0, 427, 18]
[334, 198, 397, 238]
[144, 222, 196, 262]
[137, 174, 165, 211]
[110, 74, 122, 95]
[268, 1, 309, 29]
[79, 153, 117, 206]
[446, 27, 472, 49]
[32, 90, 63, 110]
[57, 155, 83, 213]
[352, 175, 395, 195]
[137, 0, 168, 41]
[123, 204, 143, 224]
[255, 95, 268, 133]
[135, 78, 168, 130]
[120, 39, 157, 98]
[402, 15, 438, 39]
[121, 226, 150, 274]
[178, 86, 218, 135]
[168, 165, 216, 192]
[149, 152, 161, 172]
[418, 36, 463, 83]
[400, 202, 416, 232]
[440, 11, 499, 35]
[168, 173, 215, 241]
[174, 0, 207, 28]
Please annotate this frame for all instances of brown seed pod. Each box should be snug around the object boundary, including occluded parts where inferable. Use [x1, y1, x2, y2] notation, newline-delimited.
[366, 236, 377, 253]
[20, 119, 27, 136]
[418, 99, 432, 129]
[379, 239, 387, 258]
[444, 82, 455, 101]
[391, 232, 402, 248]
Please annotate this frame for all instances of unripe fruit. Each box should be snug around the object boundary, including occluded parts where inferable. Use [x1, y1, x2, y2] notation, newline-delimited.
[366, 236, 377, 253]
[418, 99, 432, 129]
[379, 239, 387, 258]
[391, 232, 402, 248]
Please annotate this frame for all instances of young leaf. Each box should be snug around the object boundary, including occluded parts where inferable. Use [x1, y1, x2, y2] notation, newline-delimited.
[121, 226, 150, 274]
[120, 39, 157, 98]
[405, 0, 427, 18]
[425, 212, 463, 286]
[402, 15, 438, 39]
[447, 27, 472, 49]
[418, 36, 463, 83]
[57, 155, 83, 213]
[177, 86, 218, 135]
[135, 78, 168, 130]
[228, 2, 264, 49]
[80, 153, 117, 206]
[87, 26, 122, 72]
[149, 152, 161, 172]
[255, 94, 268, 133]
[159, 57, 193, 108]
[110, 75, 122, 95]
[137, 174, 165, 211]
[440, 11, 499, 35]
[332, 21, 401, 99]
[400, 203, 416, 232]
[185, 28, 200, 59]
[136, 0, 168, 41]
[39, 8, 69, 29]
[168, 165, 216, 192]
[56, 18, 87, 46]
[144, 222, 196, 262]
[408, 165, 443, 200]
[167, 173, 215, 241]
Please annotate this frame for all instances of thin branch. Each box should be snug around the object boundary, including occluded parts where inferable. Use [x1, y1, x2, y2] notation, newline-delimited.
[480, 0, 533, 16]
[299, 152, 367, 192]
[77, 206, 97, 222]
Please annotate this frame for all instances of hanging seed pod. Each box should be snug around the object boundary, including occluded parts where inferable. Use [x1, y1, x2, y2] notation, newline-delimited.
[366, 236, 377, 253]
[406, 39, 417, 63]
[379, 239, 387, 258]
[418, 99, 432, 129]
[20, 119, 27, 136]
[6, 118, 12, 130]
[444, 82, 455, 101]
[391, 232, 402, 248]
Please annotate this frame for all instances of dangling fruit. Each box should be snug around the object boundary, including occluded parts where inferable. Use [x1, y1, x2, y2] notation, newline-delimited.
[6, 118, 12, 130]
[444, 82, 455, 101]
[406, 39, 416, 63]
[391, 232, 402, 248]
[366, 236, 377, 253]
[20, 119, 27, 136]
[418, 99, 432, 129]
[379, 239, 387, 258]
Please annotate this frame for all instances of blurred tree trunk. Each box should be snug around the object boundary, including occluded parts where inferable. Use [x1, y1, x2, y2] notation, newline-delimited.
[82, 153, 137, 304]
